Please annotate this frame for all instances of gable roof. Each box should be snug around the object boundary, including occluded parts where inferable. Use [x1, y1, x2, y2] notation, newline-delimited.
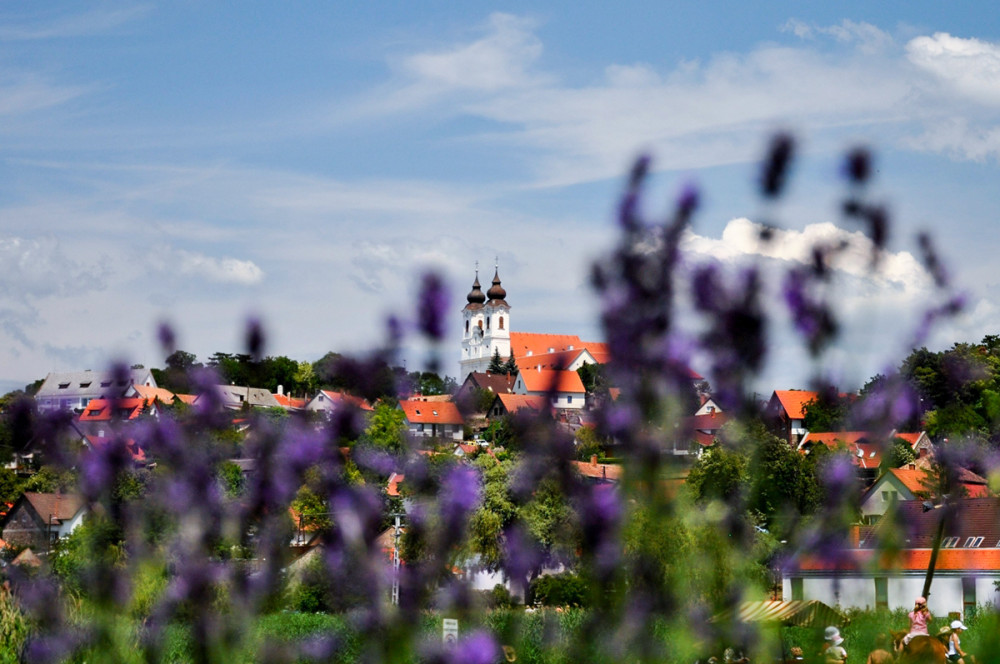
[307, 390, 373, 411]
[800, 431, 884, 469]
[464, 372, 517, 394]
[79, 397, 153, 422]
[510, 332, 606, 360]
[518, 368, 585, 394]
[272, 393, 309, 410]
[495, 393, 550, 414]
[36, 369, 155, 399]
[398, 399, 464, 425]
[129, 384, 178, 405]
[21, 492, 86, 524]
[769, 390, 819, 421]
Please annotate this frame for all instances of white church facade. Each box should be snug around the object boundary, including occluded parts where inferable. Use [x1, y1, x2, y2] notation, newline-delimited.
[459, 267, 513, 378]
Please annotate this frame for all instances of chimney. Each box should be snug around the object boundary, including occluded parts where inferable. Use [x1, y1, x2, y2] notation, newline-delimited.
[590, 455, 597, 467]
[277, 385, 284, 396]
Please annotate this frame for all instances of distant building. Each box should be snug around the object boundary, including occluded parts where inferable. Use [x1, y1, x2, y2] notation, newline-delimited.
[459, 265, 512, 378]
[0, 492, 86, 551]
[36, 369, 157, 414]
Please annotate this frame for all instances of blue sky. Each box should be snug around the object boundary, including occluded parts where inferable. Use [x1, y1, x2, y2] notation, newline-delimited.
[2, 3, 1000, 394]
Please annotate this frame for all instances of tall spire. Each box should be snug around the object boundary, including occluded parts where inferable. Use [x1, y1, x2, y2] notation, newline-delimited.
[465, 263, 485, 307]
[487, 260, 507, 304]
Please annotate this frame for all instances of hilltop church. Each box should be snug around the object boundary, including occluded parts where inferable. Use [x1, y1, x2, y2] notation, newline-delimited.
[458, 266, 609, 381]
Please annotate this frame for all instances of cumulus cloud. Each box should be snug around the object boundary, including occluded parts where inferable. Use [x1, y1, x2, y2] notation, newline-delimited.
[906, 33, 1000, 106]
[145, 246, 264, 285]
[682, 218, 931, 294]
[173, 250, 264, 285]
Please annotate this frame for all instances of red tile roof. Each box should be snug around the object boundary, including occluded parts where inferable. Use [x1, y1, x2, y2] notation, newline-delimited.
[518, 368, 585, 394]
[85, 436, 147, 463]
[800, 431, 885, 469]
[510, 332, 606, 359]
[79, 397, 152, 421]
[272, 393, 308, 409]
[496, 393, 550, 414]
[131, 384, 177, 404]
[398, 399, 464, 425]
[771, 390, 819, 420]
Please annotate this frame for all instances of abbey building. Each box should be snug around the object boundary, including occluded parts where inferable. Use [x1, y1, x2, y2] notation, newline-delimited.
[459, 267, 512, 378]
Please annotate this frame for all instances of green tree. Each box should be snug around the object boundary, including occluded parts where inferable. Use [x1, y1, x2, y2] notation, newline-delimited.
[488, 348, 505, 373]
[802, 393, 850, 432]
[468, 455, 516, 570]
[576, 363, 606, 396]
[218, 461, 246, 498]
[686, 443, 748, 503]
[360, 402, 407, 454]
[745, 420, 809, 536]
[503, 352, 518, 375]
[882, 437, 916, 470]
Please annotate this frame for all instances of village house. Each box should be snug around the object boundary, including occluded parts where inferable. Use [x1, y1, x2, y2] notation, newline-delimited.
[765, 390, 818, 447]
[784, 497, 1000, 618]
[513, 367, 586, 410]
[35, 369, 157, 414]
[0, 492, 87, 551]
[860, 464, 990, 524]
[398, 399, 464, 441]
[303, 390, 372, 416]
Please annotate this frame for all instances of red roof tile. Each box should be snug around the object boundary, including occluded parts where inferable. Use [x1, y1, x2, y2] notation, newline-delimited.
[518, 368, 585, 394]
[771, 390, 819, 420]
[496, 393, 550, 414]
[398, 399, 464, 425]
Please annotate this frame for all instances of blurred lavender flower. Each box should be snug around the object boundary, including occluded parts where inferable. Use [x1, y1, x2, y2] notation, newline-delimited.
[418, 270, 450, 341]
[449, 629, 501, 664]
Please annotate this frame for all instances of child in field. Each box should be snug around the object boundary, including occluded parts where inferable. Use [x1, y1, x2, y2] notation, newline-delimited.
[902, 597, 931, 649]
[946, 620, 967, 664]
[823, 627, 847, 664]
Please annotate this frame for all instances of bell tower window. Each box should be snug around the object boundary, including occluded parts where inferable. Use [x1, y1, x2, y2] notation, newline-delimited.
[499, 316, 504, 330]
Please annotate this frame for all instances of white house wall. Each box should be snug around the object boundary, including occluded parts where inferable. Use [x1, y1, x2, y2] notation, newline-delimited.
[784, 572, 1000, 619]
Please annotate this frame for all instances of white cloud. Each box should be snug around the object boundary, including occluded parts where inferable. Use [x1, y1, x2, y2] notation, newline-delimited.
[400, 13, 544, 93]
[0, 234, 109, 300]
[906, 32, 1000, 106]
[782, 19, 893, 54]
[169, 250, 264, 285]
[682, 218, 931, 294]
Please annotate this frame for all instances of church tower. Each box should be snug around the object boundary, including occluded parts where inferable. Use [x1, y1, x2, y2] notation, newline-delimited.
[459, 262, 511, 379]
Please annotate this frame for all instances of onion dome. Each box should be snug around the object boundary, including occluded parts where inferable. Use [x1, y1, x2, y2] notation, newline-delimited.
[465, 273, 486, 309]
[486, 269, 508, 306]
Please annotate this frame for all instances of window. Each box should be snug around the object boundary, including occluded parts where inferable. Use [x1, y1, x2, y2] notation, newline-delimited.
[790, 578, 803, 601]
[465, 320, 469, 333]
[58, 382, 70, 389]
[566, 396, 572, 403]
[100, 381, 111, 388]
[964, 536, 984, 548]
[79, 381, 91, 388]
[942, 537, 960, 548]
[875, 578, 888, 610]
[498, 316, 504, 330]
[962, 577, 976, 616]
